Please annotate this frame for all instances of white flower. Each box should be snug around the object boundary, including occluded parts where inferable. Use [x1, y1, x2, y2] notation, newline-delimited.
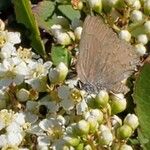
[0, 58, 29, 87]
[135, 43, 146, 56]
[0, 30, 21, 48]
[119, 30, 131, 42]
[0, 43, 17, 59]
[58, 85, 86, 113]
[130, 10, 143, 22]
[26, 61, 52, 92]
[39, 118, 64, 141]
[37, 135, 51, 149]
[0, 109, 15, 130]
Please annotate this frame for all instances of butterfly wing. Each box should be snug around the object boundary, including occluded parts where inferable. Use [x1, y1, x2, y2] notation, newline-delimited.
[77, 16, 140, 93]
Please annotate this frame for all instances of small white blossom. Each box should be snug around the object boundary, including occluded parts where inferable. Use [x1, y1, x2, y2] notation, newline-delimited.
[58, 85, 86, 113]
[0, 30, 20, 48]
[39, 118, 64, 141]
[0, 58, 29, 87]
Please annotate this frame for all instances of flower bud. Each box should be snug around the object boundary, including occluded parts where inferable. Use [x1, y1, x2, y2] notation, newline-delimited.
[0, 19, 5, 31]
[49, 62, 68, 84]
[119, 30, 131, 42]
[144, 20, 150, 32]
[84, 144, 92, 150]
[120, 144, 133, 150]
[135, 43, 146, 56]
[125, 0, 141, 9]
[76, 143, 84, 150]
[106, 0, 120, 7]
[144, 0, 150, 15]
[99, 125, 113, 146]
[95, 90, 109, 108]
[130, 10, 143, 22]
[51, 24, 63, 37]
[110, 93, 127, 115]
[63, 136, 80, 146]
[85, 109, 103, 124]
[67, 31, 75, 41]
[86, 117, 99, 133]
[137, 34, 148, 45]
[111, 115, 122, 129]
[76, 120, 90, 135]
[124, 114, 139, 130]
[88, 0, 102, 13]
[72, 0, 83, 10]
[16, 88, 30, 102]
[117, 124, 132, 139]
[56, 32, 72, 45]
[74, 26, 83, 41]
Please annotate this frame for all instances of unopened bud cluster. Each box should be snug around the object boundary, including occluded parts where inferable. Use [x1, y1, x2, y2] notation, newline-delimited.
[63, 90, 139, 149]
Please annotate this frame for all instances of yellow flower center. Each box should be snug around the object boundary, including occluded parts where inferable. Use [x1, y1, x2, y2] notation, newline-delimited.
[17, 47, 32, 60]
[0, 34, 6, 47]
[70, 89, 82, 103]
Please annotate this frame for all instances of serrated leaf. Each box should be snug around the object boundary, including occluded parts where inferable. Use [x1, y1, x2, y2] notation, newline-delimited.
[12, 0, 46, 56]
[32, 1, 55, 33]
[51, 46, 71, 67]
[58, 5, 80, 21]
[133, 60, 150, 150]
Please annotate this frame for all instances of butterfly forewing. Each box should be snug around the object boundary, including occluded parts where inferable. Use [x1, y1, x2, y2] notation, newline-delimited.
[77, 16, 140, 93]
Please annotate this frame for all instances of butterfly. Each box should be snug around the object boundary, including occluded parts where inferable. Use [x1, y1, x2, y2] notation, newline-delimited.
[77, 15, 140, 94]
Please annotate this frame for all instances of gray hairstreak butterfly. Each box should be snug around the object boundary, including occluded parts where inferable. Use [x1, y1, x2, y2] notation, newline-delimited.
[77, 15, 140, 94]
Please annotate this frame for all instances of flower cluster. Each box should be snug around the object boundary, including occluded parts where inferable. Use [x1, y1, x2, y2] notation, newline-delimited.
[0, 1, 143, 149]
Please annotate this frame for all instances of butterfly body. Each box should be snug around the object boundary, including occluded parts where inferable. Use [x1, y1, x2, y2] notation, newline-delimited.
[77, 16, 140, 93]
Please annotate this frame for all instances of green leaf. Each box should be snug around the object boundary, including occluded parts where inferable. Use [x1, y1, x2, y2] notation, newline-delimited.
[58, 5, 81, 21]
[51, 45, 71, 67]
[32, 1, 55, 33]
[133, 61, 150, 150]
[12, 0, 46, 56]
